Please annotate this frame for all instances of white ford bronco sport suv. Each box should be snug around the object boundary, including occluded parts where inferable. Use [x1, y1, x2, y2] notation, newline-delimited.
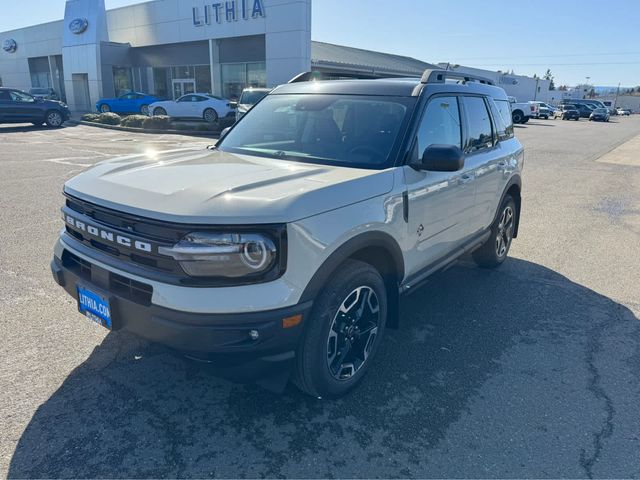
[52, 69, 524, 398]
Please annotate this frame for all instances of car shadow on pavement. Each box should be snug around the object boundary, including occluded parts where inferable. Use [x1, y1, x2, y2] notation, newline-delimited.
[8, 258, 640, 478]
[0, 123, 77, 133]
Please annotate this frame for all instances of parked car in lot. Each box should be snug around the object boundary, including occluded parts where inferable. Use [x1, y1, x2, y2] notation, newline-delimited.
[531, 101, 555, 119]
[589, 108, 610, 122]
[96, 92, 160, 115]
[509, 96, 536, 123]
[149, 93, 233, 123]
[617, 108, 631, 116]
[235, 87, 270, 122]
[29, 87, 60, 101]
[574, 103, 595, 118]
[51, 69, 524, 398]
[0, 87, 70, 127]
[554, 104, 580, 120]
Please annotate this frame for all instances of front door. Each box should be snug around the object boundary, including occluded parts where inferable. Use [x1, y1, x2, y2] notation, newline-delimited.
[403, 95, 477, 279]
[72, 73, 91, 112]
[172, 79, 196, 100]
[7, 90, 42, 122]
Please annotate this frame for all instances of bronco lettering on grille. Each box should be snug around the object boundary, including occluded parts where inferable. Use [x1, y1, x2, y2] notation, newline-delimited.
[65, 215, 153, 253]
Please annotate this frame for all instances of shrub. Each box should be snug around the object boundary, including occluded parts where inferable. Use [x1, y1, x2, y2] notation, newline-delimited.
[172, 122, 193, 131]
[81, 113, 101, 123]
[120, 115, 148, 128]
[97, 112, 121, 125]
[142, 115, 171, 130]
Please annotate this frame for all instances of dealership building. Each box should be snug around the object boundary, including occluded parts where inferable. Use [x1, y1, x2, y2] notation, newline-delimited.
[0, 0, 437, 112]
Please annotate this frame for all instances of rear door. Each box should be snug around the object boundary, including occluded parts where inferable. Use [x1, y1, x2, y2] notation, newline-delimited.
[403, 95, 477, 277]
[460, 95, 504, 233]
[0, 90, 12, 122]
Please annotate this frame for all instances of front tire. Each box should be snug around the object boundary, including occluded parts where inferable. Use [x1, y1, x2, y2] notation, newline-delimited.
[99, 104, 110, 113]
[293, 260, 387, 398]
[153, 107, 167, 116]
[45, 110, 64, 128]
[473, 194, 517, 269]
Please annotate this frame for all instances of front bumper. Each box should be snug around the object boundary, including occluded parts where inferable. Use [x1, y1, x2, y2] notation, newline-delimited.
[51, 252, 313, 378]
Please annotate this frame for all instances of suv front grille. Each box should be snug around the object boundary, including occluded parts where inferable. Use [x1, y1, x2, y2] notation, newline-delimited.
[62, 250, 153, 306]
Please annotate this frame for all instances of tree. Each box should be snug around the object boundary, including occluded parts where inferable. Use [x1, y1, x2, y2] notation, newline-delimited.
[543, 69, 555, 90]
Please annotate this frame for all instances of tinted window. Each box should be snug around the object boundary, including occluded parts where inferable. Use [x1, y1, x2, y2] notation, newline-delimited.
[489, 99, 514, 141]
[416, 96, 462, 156]
[193, 95, 207, 102]
[463, 96, 493, 152]
[219, 94, 414, 169]
[178, 95, 193, 102]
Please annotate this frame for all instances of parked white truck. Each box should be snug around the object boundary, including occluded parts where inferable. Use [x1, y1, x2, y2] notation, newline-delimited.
[509, 96, 537, 124]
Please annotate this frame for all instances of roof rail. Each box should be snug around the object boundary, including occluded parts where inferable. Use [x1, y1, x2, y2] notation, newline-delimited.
[288, 70, 403, 83]
[420, 69, 495, 86]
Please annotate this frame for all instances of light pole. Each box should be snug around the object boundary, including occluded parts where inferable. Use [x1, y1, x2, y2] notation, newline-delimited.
[614, 82, 621, 110]
[585, 76, 591, 99]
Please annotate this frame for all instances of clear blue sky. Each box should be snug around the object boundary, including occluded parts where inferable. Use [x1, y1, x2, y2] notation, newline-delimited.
[2, 0, 639, 87]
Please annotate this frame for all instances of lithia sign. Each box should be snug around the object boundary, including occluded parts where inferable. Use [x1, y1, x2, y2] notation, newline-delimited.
[192, 0, 265, 26]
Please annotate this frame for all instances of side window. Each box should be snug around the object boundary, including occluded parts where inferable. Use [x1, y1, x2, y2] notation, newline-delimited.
[0, 90, 11, 101]
[462, 96, 494, 152]
[415, 96, 462, 157]
[178, 95, 192, 103]
[489, 99, 514, 141]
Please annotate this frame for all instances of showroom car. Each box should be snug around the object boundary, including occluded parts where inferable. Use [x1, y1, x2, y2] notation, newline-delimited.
[149, 93, 234, 123]
[96, 92, 160, 115]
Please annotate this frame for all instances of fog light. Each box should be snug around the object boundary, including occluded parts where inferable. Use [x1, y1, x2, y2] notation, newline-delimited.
[249, 329, 260, 341]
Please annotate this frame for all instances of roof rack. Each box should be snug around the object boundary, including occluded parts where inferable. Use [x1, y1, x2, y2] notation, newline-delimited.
[420, 69, 494, 86]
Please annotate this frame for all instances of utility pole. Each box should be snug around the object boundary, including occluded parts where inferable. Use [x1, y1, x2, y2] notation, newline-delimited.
[614, 82, 621, 109]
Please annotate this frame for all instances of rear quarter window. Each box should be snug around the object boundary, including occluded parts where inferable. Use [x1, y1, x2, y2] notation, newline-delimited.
[490, 99, 514, 141]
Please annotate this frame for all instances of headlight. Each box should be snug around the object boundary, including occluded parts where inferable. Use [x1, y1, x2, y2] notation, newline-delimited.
[158, 232, 278, 278]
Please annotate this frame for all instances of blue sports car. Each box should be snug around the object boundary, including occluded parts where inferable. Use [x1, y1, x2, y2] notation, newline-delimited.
[96, 92, 160, 115]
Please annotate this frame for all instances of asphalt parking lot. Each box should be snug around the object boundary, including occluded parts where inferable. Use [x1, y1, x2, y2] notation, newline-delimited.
[1, 117, 640, 478]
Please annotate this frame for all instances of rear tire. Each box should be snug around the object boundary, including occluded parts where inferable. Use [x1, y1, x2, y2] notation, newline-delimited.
[203, 108, 218, 123]
[140, 104, 150, 115]
[293, 260, 387, 398]
[512, 110, 524, 124]
[473, 194, 517, 269]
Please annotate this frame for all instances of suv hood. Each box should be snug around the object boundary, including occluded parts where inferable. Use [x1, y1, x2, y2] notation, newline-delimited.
[64, 148, 395, 224]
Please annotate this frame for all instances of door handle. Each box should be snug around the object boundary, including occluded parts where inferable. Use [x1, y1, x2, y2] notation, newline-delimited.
[459, 174, 474, 185]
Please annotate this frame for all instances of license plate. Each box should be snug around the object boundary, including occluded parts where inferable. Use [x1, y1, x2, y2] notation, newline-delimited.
[77, 285, 112, 330]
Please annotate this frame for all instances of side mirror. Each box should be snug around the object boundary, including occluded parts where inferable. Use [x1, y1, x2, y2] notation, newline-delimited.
[216, 127, 231, 145]
[415, 144, 465, 172]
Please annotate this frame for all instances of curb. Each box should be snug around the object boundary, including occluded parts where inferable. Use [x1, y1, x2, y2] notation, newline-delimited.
[67, 120, 221, 138]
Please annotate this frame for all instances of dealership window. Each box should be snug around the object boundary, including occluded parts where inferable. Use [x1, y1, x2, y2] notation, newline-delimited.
[195, 65, 212, 94]
[113, 67, 133, 96]
[221, 62, 266, 100]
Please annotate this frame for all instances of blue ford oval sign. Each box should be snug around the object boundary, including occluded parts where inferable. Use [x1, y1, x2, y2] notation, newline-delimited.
[3, 39, 17, 53]
[69, 18, 89, 34]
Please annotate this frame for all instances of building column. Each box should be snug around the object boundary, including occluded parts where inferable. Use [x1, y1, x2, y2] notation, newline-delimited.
[209, 39, 221, 96]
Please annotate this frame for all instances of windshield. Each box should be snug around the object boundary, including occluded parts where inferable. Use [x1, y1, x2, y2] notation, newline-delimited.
[219, 94, 416, 169]
[594, 108, 607, 113]
[239, 90, 269, 105]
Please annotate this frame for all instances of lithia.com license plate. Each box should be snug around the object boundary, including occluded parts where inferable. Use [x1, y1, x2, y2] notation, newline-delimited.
[77, 285, 112, 330]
